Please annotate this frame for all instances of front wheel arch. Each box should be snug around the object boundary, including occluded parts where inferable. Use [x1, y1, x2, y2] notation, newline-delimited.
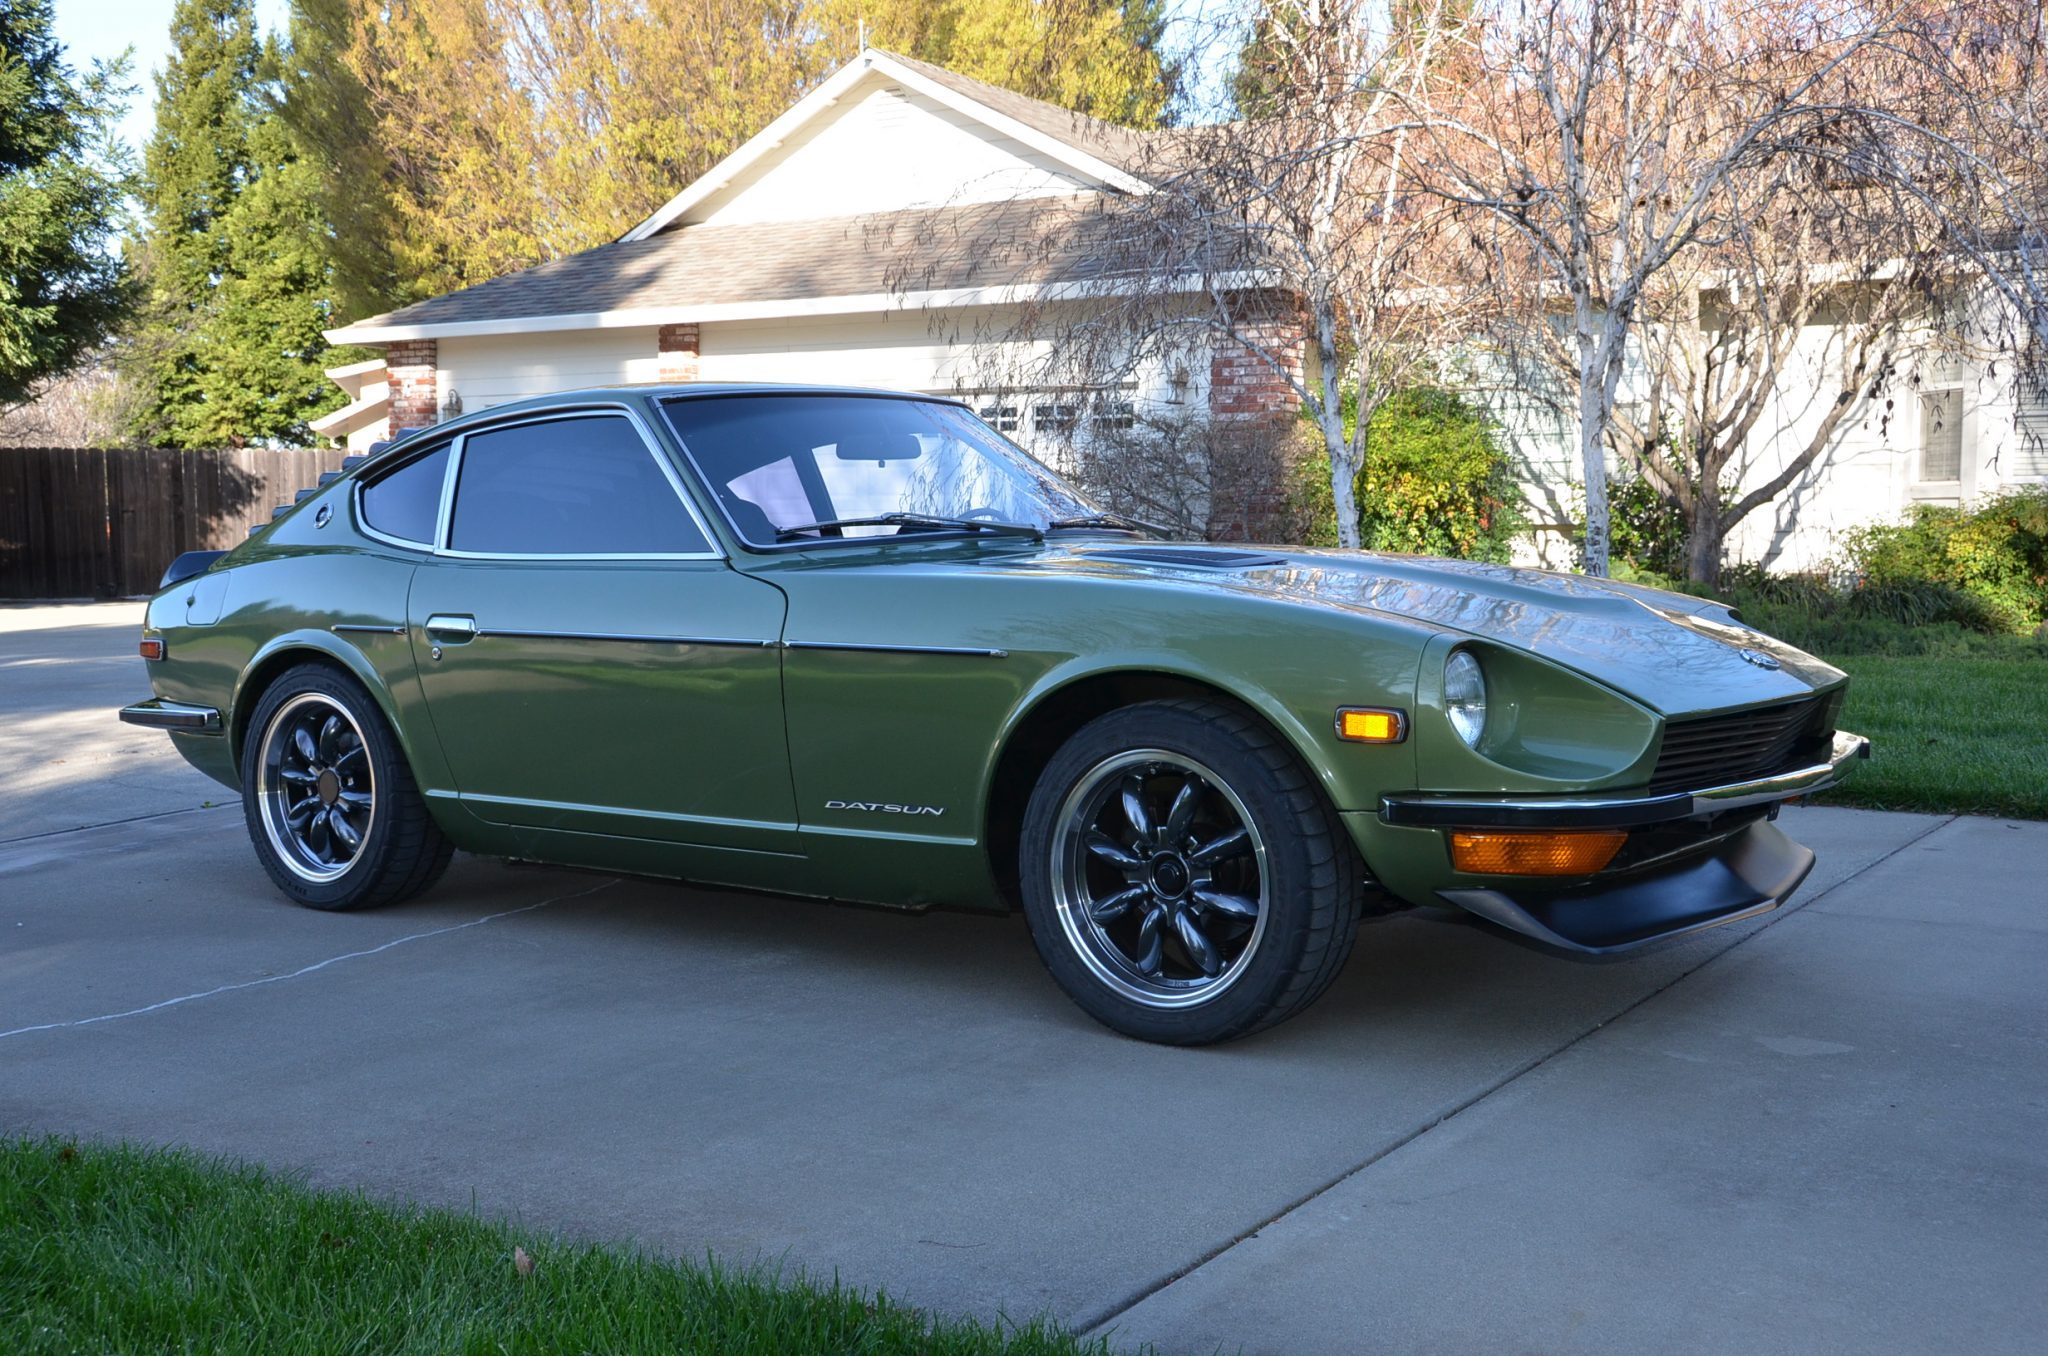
[983, 669, 1334, 910]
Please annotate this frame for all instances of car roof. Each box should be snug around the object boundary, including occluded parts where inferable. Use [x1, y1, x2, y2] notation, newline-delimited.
[365, 383, 969, 463]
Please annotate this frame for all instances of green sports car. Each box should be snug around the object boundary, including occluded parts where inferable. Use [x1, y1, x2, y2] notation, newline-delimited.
[121, 385, 1868, 1044]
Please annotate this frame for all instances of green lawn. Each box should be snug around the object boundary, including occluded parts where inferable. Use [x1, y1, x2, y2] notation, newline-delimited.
[1815, 655, 2048, 820]
[0, 1138, 1127, 1356]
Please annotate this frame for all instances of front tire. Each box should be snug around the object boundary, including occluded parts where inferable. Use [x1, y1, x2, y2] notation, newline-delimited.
[240, 663, 452, 911]
[1019, 699, 1363, 1044]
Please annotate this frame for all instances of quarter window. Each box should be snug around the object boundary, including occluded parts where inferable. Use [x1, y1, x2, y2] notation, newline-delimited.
[359, 441, 450, 546]
[448, 415, 710, 556]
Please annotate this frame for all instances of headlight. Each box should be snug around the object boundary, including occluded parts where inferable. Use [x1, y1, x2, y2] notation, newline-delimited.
[1444, 650, 1487, 748]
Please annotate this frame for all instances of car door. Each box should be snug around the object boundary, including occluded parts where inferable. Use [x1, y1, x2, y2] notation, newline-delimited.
[407, 407, 796, 855]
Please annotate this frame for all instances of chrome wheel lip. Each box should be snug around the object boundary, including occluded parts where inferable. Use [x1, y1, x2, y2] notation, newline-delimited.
[1049, 748, 1270, 1011]
[255, 692, 376, 884]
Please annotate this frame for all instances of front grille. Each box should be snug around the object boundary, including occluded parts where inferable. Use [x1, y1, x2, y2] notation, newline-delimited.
[1649, 698, 1830, 793]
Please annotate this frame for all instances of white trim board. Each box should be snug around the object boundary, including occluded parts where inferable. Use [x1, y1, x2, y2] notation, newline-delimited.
[324, 272, 1264, 345]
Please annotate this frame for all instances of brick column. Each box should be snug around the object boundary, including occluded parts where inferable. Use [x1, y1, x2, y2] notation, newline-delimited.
[658, 323, 700, 382]
[386, 339, 439, 430]
[1208, 295, 1310, 542]
[1209, 315, 1306, 424]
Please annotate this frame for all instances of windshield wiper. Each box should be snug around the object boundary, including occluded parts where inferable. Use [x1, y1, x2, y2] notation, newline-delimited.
[772, 512, 1043, 542]
[1047, 512, 1173, 538]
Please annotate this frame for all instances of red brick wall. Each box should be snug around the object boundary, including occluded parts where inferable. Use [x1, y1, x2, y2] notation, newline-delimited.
[1209, 318, 1306, 425]
[1206, 297, 1310, 541]
[386, 339, 439, 430]
[658, 323, 700, 382]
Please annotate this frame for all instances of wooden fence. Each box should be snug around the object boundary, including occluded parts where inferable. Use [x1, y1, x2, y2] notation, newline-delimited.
[0, 446, 350, 599]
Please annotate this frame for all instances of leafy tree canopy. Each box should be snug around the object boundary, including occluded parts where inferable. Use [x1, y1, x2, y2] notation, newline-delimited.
[0, 0, 134, 408]
[286, 0, 1180, 312]
[126, 0, 348, 447]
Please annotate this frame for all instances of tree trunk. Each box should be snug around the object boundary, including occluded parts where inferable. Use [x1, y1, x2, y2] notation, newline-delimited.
[1331, 451, 1361, 549]
[1686, 496, 1723, 588]
[1313, 323, 1359, 549]
[1577, 370, 1612, 577]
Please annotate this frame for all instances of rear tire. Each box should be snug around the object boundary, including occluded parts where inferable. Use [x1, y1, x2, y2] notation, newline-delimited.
[1018, 698, 1363, 1045]
[240, 663, 452, 911]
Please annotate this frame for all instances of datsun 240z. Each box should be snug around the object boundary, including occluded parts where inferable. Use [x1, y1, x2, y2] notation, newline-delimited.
[122, 386, 1869, 1044]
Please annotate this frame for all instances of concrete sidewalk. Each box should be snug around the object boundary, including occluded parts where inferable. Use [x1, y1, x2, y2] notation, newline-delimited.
[3, 605, 2043, 1353]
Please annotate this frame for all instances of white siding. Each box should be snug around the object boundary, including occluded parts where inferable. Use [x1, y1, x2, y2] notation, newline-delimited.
[435, 330, 665, 412]
[688, 81, 1089, 227]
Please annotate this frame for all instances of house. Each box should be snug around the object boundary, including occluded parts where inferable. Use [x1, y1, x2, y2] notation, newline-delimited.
[321, 47, 1270, 461]
[322, 47, 2048, 572]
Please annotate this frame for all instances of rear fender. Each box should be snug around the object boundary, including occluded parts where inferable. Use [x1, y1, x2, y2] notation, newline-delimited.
[232, 630, 453, 804]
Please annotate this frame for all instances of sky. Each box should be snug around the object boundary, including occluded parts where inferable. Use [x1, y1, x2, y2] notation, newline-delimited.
[53, 0, 292, 157]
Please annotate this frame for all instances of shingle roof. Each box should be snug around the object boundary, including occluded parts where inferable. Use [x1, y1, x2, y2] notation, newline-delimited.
[877, 49, 1161, 174]
[335, 196, 1147, 334]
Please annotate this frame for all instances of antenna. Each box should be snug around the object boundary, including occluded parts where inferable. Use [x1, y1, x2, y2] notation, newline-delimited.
[858, 17, 867, 51]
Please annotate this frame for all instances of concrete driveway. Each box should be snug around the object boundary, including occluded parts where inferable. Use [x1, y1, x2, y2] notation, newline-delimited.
[3, 602, 2043, 1354]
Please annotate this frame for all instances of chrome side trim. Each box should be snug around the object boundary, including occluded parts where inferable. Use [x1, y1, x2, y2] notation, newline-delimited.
[331, 623, 407, 636]
[119, 699, 223, 734]
[1380, 730, 1871, 829]
[480, 628, 777, 648]
[784, 640, 1010, 659]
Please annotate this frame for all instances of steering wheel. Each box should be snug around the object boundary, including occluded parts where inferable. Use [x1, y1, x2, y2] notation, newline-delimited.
[956, 507, 1008, 522]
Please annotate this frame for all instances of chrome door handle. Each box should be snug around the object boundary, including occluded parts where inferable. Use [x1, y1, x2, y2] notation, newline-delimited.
[424, 614, 478, 643]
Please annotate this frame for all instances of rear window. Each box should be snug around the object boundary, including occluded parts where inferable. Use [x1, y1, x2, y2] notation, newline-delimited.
[447, 414, 710, 556]
[358, 442, 450, 545]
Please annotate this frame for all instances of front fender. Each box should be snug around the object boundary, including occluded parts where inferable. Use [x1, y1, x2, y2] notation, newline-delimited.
[988, 646, 1422, 823]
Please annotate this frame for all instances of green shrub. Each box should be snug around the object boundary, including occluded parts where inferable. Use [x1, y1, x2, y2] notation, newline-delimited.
[1841, 488, 2048, 634]
[1606, 475, 1691, 578]
[1291, 387, 1524, 559]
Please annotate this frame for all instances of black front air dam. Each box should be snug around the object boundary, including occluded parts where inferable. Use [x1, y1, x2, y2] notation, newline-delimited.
[1438, 819, 1816, 959]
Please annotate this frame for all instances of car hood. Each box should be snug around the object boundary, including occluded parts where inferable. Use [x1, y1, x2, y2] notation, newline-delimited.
[1035, 542, 1845, 716]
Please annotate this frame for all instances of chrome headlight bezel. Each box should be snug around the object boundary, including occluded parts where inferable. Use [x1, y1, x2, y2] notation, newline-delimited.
[1443, 649, 1488, 749]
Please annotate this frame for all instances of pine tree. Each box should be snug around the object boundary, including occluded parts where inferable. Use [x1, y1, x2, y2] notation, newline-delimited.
[127, 0, 346, 447]
[0, 0, 134, 408]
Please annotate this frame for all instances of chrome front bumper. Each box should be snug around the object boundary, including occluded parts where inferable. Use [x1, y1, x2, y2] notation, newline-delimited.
[1379, 730, 1871, 831]
[119, 698, 223, 734]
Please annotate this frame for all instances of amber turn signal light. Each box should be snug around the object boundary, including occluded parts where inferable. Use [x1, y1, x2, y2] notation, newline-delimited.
[1449, 829, 1626, 876]
[138, 638, 165, 661]
[1336, 707, 1407, 743]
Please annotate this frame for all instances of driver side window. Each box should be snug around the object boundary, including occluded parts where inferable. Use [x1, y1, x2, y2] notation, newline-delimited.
[448, 414, 711, 556]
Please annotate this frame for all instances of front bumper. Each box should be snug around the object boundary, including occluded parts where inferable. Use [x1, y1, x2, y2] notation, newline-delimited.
[1439, 819, 1813, 956]
[1377, 729, 1868, 956]
[119, 698, 223, 733]
[1380, 730, 1870, 831]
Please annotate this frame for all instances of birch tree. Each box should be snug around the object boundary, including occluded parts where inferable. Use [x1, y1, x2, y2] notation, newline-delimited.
[1412, 0, 1949, 576]
[994, 0, 1471, 549]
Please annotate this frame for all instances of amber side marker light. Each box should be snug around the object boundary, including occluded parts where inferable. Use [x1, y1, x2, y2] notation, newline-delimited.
[1450, 829, 1626, 876]
[138, 638, 165, 661]
[1336, 707, 1407, 743]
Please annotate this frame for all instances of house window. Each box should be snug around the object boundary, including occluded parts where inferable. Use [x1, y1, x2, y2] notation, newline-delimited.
[1918, 389, 1963, 483]
[1095, 399, 1136, 433]
[2014, 380, 2048, 478]
[1032, 401, 1081, 436]
[976, 402, 1021, 433]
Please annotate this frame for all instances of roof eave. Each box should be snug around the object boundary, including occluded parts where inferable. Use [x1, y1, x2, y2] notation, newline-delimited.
[309, 390, 391, 436]
[322, 273, 1264, 346]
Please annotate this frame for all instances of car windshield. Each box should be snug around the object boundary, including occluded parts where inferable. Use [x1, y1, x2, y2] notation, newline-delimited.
[662, 394, 1099, 546]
